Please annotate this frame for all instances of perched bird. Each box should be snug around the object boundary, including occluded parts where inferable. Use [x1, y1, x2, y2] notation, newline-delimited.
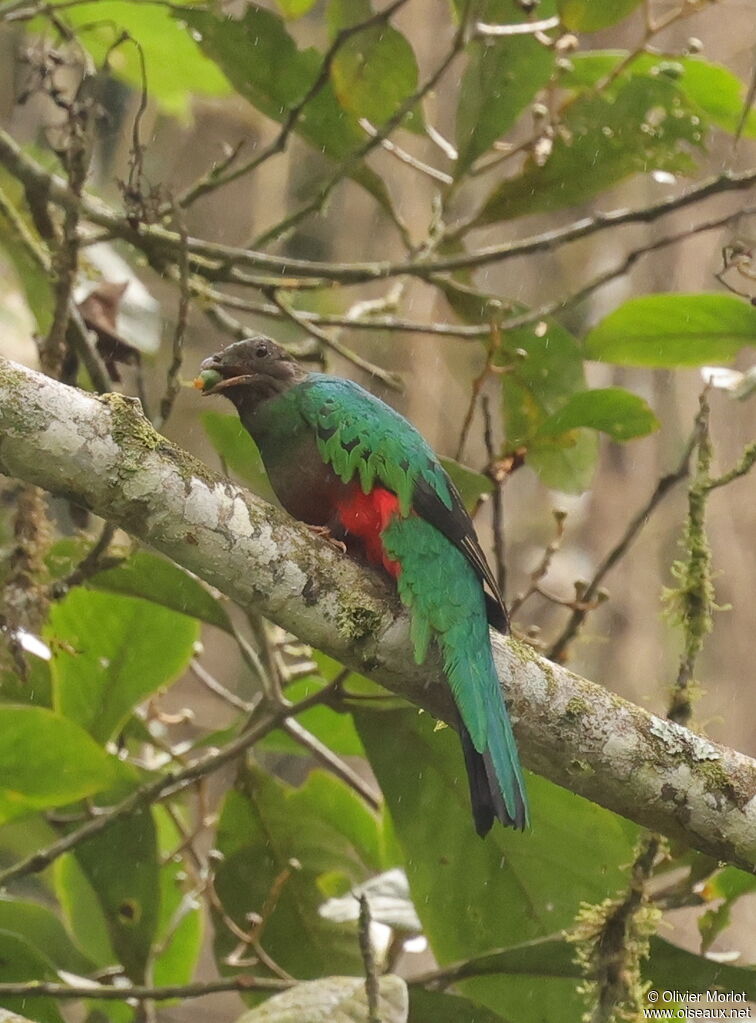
[196, 337, 528, 835]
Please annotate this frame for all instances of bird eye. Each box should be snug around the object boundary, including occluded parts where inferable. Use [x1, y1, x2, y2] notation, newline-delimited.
[255, 342, 267, 358]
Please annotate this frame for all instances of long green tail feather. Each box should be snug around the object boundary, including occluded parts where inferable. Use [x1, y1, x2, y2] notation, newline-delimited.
[382, 516, 529, 830]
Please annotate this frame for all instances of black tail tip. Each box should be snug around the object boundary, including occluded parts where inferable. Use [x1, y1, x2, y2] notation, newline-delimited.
[460, 727, 528, 836]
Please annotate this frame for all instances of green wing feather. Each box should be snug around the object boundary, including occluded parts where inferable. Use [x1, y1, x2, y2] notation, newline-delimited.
[298, 376, 454, 516]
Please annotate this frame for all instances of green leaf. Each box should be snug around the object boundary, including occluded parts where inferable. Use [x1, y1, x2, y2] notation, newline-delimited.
[0, 930, 64, 1023]
[355, 707, 638, 1023]
[151, 808, 203, 987]
[71, 810, 159, 982]
[48, 588, 198, 744]
[0, 706, 117, 824]
[440, 458, 494, 515]
[500, 320, 598, 493]
[213, 767, 382, 982]
[697, 867, 756, 953]
[536, 387, 660, 441]
[54, 854, 116, 970]
[201, 411, 276, 502]
[44, 1, 230, 118]
[455, 0, 555, 175]
[237, 975, 408, 1022]
[565, 53, 756, 139]
[0, 898, 93, 975]
[584, 294, 756, 367]
[328, 0, 421, 130]
[648, 937, 756, 1001]
[408, 988, 505, 1023]
[181, 6, 393, 208]
[558, 0, 642, 31]
[275, 0, 318, 17]
[90, 550, 232, 633]
[476, 74, 704, 224]
[0, 176, 53, 335]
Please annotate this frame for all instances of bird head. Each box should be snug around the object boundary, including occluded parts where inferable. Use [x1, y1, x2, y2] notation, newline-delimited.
[195, 336, 306, 401]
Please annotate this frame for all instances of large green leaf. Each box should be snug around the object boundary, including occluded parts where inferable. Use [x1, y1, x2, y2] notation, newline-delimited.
[201, 410, 276, 502]
[237, 975, 408, 1022]
[565, 53, 756, 139]
[584, 294, 756, 367]
[90, 550, 232, 633]
[328, 0, 421, 130]
[408, 988, 505, 1022]
[151, 808, 203, 987]
[476, 74, 704, 224]
[213, 767, 385, 983]
[535, 387, 660, 441]
[54, 854, 116, 970]
[0, 930, 63, 1023]
[455, 0, 555, 175]
[275, 0, 319, 16]
[558, 0, 642, 31]
[355, 707, 638, 1022]
[181, 6, 393, 207]
[648, 937, 756, 1000]
[0, 706, 117, 824]
[72, 810, 159, 982]
[440, 458, 494, 515]
[48, 588, 198, 743]
[0, 898, 93, 975]
[0, 175, 53, 335]
[499, 320, 598, 493]
[43, 1, 230, 117]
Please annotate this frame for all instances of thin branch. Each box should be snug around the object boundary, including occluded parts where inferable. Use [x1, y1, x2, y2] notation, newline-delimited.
[474, 15, 560, 36]
[481, 204, 756, 341]
[358, 894, 381, 1023]
[154, 206, 190, 430]
[190, 659, 256, 713]
[702, 439, 756, 492]
[51, 521, 122, 597]
[0, 976, 292, 1001]
[358, 118, 453, 185]
[282, 717, 381, 810]
[267, 290, 403, 389]
[548, 420, 701, 662]
[2, 127, 755, 285]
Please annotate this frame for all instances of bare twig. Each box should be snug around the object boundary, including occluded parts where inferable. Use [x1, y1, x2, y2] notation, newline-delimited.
[358, 894, 381, 1023]
[0, 976, 292, 1001]
[267, 290, 403, 389]
[155, 205, 190, 430]
[548, 422, 701, 662]
[283, 717, 381, 810]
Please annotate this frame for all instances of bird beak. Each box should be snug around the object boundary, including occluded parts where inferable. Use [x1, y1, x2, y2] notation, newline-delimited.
[195, 356, 257, 395]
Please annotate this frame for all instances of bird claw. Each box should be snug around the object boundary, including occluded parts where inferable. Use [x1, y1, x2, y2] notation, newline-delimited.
[307, 524, 347, 554]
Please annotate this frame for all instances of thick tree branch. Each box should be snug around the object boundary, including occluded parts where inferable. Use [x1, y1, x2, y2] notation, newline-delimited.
[0, 357, 754, 872]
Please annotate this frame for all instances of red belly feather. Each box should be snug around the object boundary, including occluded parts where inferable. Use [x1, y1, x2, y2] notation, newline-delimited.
[335, 486, 401, 578]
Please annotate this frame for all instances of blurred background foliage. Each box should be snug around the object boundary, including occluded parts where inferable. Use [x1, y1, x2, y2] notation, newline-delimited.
[0, 0, 754, 1020]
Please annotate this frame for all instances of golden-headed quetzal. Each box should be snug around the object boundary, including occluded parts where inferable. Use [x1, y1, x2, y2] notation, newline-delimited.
[196, 336, 528, 835]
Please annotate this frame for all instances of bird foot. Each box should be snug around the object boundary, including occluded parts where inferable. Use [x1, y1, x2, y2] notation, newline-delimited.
[307, 524, 347, 554]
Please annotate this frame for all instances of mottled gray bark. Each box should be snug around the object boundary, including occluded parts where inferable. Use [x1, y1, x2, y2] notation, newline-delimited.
[1, 357, 754, 872]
